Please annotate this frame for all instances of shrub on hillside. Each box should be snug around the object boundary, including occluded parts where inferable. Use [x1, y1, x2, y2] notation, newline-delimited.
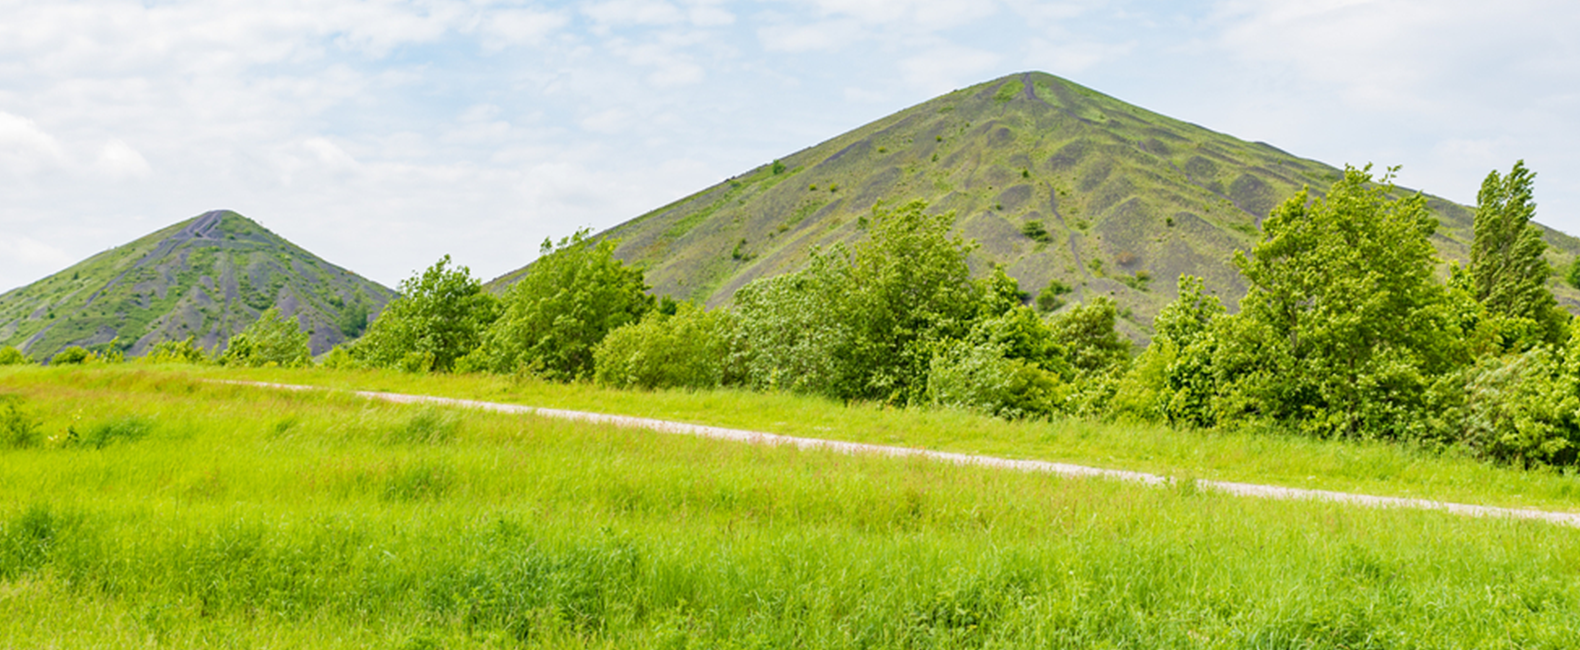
[594, 304, 739, 390]
[220, 308, 311, 368]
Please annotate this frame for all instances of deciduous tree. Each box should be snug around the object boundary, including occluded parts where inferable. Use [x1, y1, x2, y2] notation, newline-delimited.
[1217, 165, 1466, 439]
[354, 255, 499, 372]
[1470, 160, 1566, 348]
[462, 231, 650, 380]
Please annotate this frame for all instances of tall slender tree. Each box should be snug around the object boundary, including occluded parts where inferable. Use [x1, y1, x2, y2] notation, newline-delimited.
[1471, 160, 1565, 346]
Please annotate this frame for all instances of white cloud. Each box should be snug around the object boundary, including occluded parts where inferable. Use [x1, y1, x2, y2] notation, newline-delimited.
[0, 111, 68, 173]
[683, 0, 737, 27]
[1025, 36, 1134, 73]
[757, 18, 865, 52]
[474, 8, 570, 49]
[0, 232, 74, 269]
[582, 0, 686, 28]
[898, 43, 1002, 94]
[579, 108, 634, 134]
[794, 0, 997, 30]
[92, 139, 153, 180]
[1213, 0, 1580, 117]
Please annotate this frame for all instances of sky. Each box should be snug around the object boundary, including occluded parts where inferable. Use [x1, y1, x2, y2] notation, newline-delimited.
[3, 0, 1578, 292]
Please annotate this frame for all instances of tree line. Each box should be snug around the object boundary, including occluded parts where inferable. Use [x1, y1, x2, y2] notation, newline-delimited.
[5, 161, 1575, 467]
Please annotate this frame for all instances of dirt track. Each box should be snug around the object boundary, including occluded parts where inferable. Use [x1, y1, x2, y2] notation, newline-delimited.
[236, 380, 1580, 529]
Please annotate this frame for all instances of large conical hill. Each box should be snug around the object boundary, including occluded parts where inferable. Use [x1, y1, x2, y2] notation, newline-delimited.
[492, 71, 1580, 339]
[0, 210, 397, 361]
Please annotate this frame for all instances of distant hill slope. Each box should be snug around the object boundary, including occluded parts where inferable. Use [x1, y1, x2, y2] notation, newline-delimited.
[491, 71, 1580, 340]
[0, 210, 396, 361]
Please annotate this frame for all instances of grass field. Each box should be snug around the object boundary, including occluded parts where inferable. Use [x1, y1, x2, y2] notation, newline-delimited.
[3, 365, 1580, 647]
[187, 364, 1580, 514]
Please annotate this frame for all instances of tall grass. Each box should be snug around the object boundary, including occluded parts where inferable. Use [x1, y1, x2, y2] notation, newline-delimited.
[179, 364, 1580, 513]
[1, 365, 1579, 647]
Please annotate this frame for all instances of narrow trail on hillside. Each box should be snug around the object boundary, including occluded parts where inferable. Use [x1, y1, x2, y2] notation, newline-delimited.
[233, 380, 1580, 529]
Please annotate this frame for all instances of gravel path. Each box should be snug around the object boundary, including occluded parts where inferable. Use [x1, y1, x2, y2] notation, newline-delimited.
[237, 380, 1580, 529]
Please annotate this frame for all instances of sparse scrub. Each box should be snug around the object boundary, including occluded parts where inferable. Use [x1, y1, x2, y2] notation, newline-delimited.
[1118, 270, 1152, 291]
[220, 307, 311, 368]
[1, 398, 40, 449]
[1019, 220, 1051, 243]
[143, 336, 210, 364]
[71, 415, 154, 449]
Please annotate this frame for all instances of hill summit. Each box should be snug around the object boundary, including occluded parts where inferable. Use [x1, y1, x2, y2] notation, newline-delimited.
[0, 210, 396, 361]
[493, 71, 1580, 338]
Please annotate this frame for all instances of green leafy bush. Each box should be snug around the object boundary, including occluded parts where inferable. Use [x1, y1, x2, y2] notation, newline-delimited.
[732, 252, 849, 395]
[142, 336, 210, 364]
[50, 346, 94, 365]
[354, 256, 499, 373]
[1427, 341, 1580, 467]
[1035, 278, 1072, 313]
[0, 346, 32, 366]
[1019, 220, 1051, 243]
[1112, 276, 1227, 426]
[220, 307, 312, 368]
[927, 306, 1069, 419]
[335, 301, 370, 338]
[594, 304, 739, 390]
[462, 231, 650, 380]
[734, 200, 979, 404]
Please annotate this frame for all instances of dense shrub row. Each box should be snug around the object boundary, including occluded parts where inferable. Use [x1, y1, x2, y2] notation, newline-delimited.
[30, 161, 1579, 467]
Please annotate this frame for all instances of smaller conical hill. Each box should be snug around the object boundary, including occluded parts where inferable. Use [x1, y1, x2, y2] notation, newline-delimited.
[0, 210, 396, 361]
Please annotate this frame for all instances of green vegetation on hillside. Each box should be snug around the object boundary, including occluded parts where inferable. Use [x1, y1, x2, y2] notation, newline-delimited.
[0, 210, 395, 362]
[3, 366, 1580, 646]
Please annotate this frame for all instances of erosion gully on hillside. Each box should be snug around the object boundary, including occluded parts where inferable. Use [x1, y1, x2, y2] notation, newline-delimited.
[232, 380, 1580, 529]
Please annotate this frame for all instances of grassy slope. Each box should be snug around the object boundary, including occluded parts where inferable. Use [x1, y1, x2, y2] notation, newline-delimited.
[3, 364, 1580, 647]
[490, 71, 1580, 341]
[0, 210, 396, 361]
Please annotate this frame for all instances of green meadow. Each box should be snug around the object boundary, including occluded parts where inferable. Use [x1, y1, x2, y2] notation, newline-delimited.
[4, 364, 1580, 648]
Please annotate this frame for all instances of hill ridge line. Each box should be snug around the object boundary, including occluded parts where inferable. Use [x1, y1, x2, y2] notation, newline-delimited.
[228, 380, 1580, 528]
